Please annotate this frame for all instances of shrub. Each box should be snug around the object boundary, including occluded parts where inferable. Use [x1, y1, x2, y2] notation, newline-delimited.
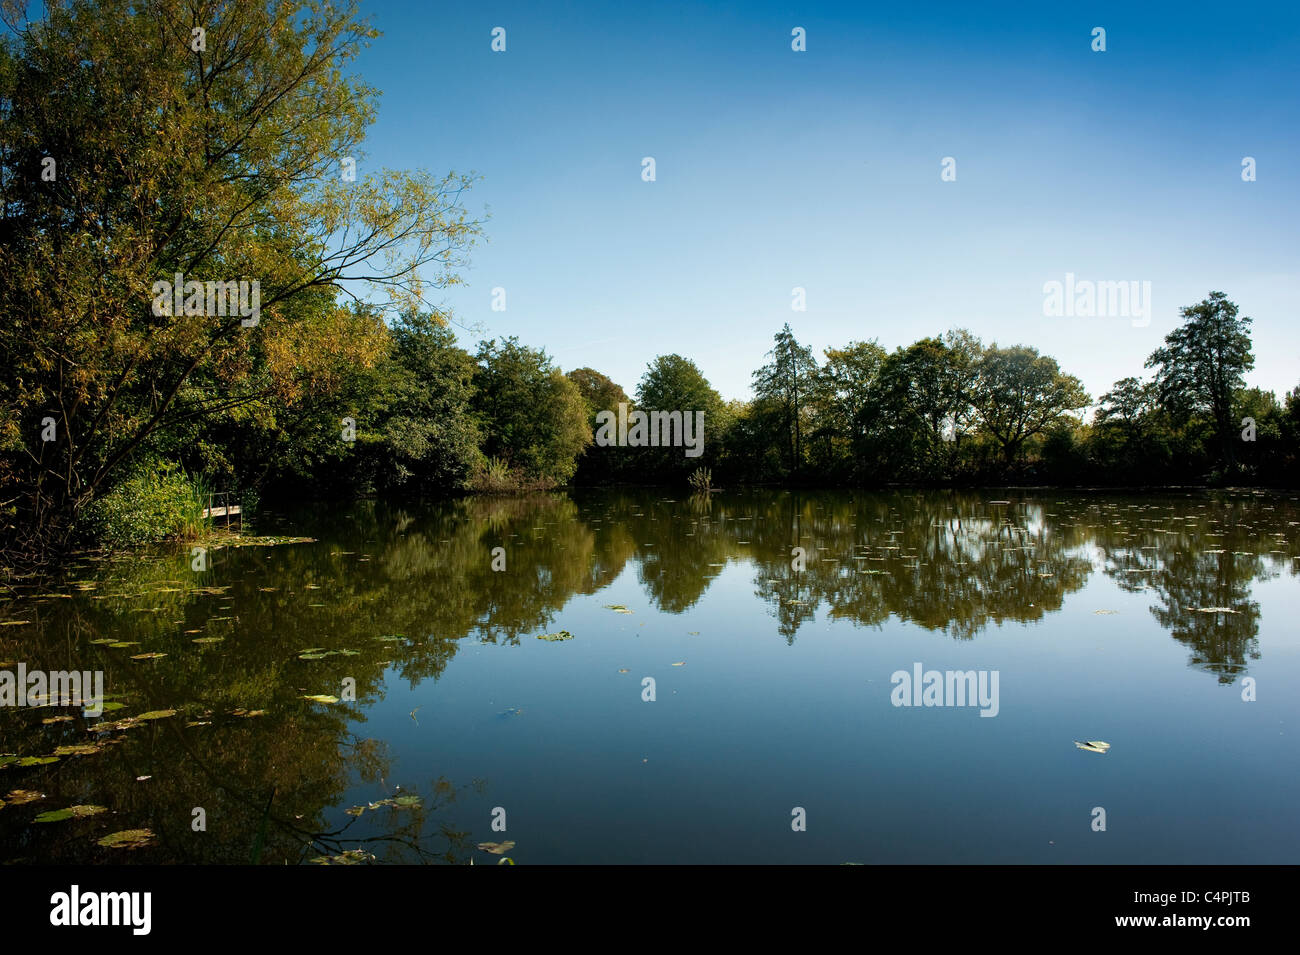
[78, 463, 211, 547]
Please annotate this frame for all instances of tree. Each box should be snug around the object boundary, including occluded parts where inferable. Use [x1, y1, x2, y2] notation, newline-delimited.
[635, 355, 727, 482]
[809, 339, 886, 479]
[471, 338, 589, 485]
[973, 345, 1089, 466]
[751, 324, 818, 478]
[370, 312, 482, 493]
[1096, 377, 1155, 440]
[566, 367, 631, 484]
[871, 336, 973, 479]
[0, 0, 483, 552]
[1145, 292, 1254, 472]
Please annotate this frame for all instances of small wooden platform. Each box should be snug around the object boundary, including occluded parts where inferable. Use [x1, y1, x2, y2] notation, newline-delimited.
[201, 505, 241, 519]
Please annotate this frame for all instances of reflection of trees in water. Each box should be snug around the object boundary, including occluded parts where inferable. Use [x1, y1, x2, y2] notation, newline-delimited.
[2, 488, 1295, 860]
[1090, 493, 1292, 682]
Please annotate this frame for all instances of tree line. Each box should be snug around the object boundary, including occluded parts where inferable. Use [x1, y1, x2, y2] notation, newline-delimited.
[1, 1, 1296, 559]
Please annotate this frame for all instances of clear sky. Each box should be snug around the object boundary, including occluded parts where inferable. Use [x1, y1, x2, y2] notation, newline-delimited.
[351, 0, 1300, 405]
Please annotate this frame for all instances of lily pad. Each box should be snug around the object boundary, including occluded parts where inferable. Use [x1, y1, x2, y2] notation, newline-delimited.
[130, 652, 167, 660]
[107, 642, 139, 648]
[97, 828, 155, 849]
[136, 709, 177, 721]
[17, 756, 59, 766]
[34, 804, 107, 823]
[192, 636, 224, 644]
[5, 789, 44, 804]
[477, 840, 516, 855]
[536, 631, 573, 642]
[53, 744, 101, 756]
[302, 694, 339, 704]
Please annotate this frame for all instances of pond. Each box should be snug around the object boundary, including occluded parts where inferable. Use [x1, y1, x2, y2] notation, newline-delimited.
[2, 488, 1298, 864]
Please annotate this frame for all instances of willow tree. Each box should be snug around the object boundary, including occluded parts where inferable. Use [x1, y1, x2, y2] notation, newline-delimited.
[0, 0, 482, 553]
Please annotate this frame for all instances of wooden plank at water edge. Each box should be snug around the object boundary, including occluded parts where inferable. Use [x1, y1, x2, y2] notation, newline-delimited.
[201, 505, 242, 518]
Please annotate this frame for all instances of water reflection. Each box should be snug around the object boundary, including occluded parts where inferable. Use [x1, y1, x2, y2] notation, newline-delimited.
[1, 488, 1295, 862]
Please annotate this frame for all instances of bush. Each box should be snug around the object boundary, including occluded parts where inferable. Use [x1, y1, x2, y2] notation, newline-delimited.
[78, 463, 211, 547]
[468, 456, 555, 494]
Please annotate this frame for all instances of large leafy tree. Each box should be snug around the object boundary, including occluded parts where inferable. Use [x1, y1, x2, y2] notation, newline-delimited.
[566, 367, 631, 485]
[0, 0, 482, 551]
[1145, 292, 1254, 471]
[471, 338, 589, 485]
[369, 312, 482, 493]
[973, 345, 1089, 466]
[635, 354, 727, 482]
[808, 339, 886, 479]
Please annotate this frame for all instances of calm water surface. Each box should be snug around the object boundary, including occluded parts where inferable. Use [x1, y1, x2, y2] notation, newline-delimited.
[2, 489, 1298, 864]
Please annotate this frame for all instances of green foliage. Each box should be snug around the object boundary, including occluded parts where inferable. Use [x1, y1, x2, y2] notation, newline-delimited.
[687, 467, 713, 492]
[567, 367, 633, 485]
[635, 354, 727, 482]
[472, 338, 590, 486]
[78, 462, 210, 547]
[0, 0, 482, 553]
[973, 345, 1090, 467]
[751, 325, 819, 477]
[1146, 292, 1254, 470]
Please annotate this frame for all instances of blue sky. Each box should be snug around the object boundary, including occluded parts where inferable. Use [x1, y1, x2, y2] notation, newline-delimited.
[352, 1, 1300, 405]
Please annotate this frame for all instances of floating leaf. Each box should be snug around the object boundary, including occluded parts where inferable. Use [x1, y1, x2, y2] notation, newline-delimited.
[87, 638, 116, 645]
[392, 795, 422, 809]
[536, 630, 573, 642]
[477, 841, 516, 855]
[97, 828, 155, 849]
[41, 715, 74, 725]
[136, 709, 177, 721]
[53, 744, 100, 756]
[17, 756, 58, 766]
[1073, 740, 1111, 754]
[670, 661, 686, 666]
[107, 642, 139, 648]
[1194, 607, 1239, 614]
[617, 668, 629, 673]
[310, 849, 373, 865]
[5, 789, 43, 804]
[35, 804, 107, 823]
[130, 652, 167, 660]
[603, 605, 633, 614]
[302, 694, 338, 704]
[192, 636, 224, 644]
